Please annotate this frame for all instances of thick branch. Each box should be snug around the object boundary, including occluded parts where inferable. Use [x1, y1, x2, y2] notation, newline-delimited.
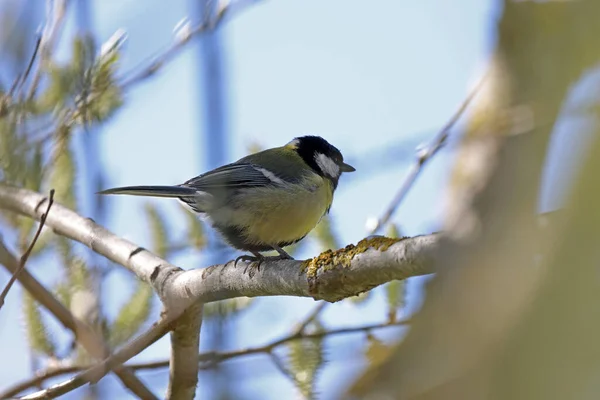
[175, 235, 437, 303]
[0, 184, 436, 398]
[0, 185, 438, 308]
[167, 303, 203, 400]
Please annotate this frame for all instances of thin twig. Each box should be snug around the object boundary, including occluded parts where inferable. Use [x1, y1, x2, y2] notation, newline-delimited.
[26, 0, 68, 101]
[14, 35, 43, 98]
[149, 318, 409, 371]
[293, 302, 328, 335]
[0, 230, 156, 399]
[0, 189, 54, 310]
[0, 365, 80, 399]
[3, 34, 43, 102]
[21, 0, 262, 150]
[119, 0, 259, 89]
[19, 318, 170, 400]
[1, 318, 409, 397]
[368, 74, 489, 235]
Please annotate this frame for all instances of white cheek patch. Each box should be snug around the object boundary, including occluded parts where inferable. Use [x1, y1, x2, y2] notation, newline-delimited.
[255, 167, 286, 185]
[315, 153, 340, 178]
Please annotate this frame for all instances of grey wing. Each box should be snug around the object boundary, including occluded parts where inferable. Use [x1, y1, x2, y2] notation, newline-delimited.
[181, 163, 280, 190]
[178, 163, 281, 212]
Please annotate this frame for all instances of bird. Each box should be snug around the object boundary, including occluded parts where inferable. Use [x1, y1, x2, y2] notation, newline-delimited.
[98, 135, 355, 269]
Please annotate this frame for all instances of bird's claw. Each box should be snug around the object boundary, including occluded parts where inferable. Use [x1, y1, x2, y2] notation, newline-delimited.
[233, 253, 295, 277]
[234, 255, 260, 268]
[234, 255, 264, 277]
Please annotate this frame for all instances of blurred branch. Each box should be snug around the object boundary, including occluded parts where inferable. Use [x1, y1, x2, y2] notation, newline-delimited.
[0, 213, 155, 399]
[20, 318, 170, 399]
[351, 0, 600, 397]
[0, 364, 80, 399]
[0, 189, 53, 310]
[293, 302, 328, 335]
[144, 319, 410, 370]
[26, 0, 69, 101]
[367, 73, 488, 235]
[167, 302, 203, 400]
[3, 319, 408, 397]
[21, 0, 261, 150]
[119, 0, 261, 88]
[7, 35, 42, 100]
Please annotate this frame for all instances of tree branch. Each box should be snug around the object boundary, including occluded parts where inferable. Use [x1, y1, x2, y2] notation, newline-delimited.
[180, 234, 437, 303]
[20, 318, 171, 399]
[2, 319, 408, 398]
[134, 319, 410, 374]
[167, 303, 203, 400]
[293, 302, 328, 335]
[0, 235, 156, 398]
[0, 184, 435, 398]
[0, 189, 54, 309]
[119, 0, 261, 88]
[368, 73, 488, 235]
[0, 185, 438, 308]
[26, 0, 68, 101]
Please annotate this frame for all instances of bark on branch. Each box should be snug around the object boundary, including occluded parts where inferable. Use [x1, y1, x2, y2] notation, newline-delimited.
[0, 184, 437, 311]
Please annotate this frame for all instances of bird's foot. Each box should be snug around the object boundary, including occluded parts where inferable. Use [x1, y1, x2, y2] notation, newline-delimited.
[234, 254, 258, 268]
[233, 253, 267, 278]
[233, 252, 295, 277]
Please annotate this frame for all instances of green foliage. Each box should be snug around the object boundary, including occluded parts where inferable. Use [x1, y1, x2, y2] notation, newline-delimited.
[49, 127, 77, 210]
[181, 204, 207, 251]
[312, 215, 339, 251]
[23, 292, 56, 357]
[380, 223, 407, 320]
[384, 280, 406, 323]
[108, 280, 153, 348]
[386, 223, 402, 239]
[19, 219, 53, 259]
[68, 258, 91, 290]
[144, 202, 170, 258]
[287, 321, 326, 399]
[39, 35, 122, 124]
[54, 281, 72, 309]
[202, 297, 255, 319]
[23, 143, 44, 191]
[0, 117, 29, 185]
[55, 236, 74, 267]
[364, 334, 392, 368]
[51, 258, 92, 312]
[83, 49, 123, 123]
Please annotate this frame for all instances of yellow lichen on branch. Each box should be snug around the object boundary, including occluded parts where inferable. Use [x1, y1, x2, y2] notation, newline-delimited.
[301, 236, 404, 278]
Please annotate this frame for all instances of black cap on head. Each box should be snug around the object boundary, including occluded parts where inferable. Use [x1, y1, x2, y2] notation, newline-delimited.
[289, 136, 355, 186]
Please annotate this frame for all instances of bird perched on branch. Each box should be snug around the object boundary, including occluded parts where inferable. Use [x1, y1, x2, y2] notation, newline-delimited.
[98, 135, 355, 268]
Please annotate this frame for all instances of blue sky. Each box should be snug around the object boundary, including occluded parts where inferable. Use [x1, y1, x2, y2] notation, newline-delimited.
[0, 0, 507, 398]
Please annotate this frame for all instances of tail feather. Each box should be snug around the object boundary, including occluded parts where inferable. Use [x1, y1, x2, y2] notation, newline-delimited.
[97, 185, 197, 198]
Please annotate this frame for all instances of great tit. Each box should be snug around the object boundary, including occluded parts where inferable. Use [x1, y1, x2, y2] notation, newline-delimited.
[98, 135, 355, 266]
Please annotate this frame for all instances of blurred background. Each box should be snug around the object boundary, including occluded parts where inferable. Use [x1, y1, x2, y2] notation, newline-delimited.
[2, 0, 591, 399]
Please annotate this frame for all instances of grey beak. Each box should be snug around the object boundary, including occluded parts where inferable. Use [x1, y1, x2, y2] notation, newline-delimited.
[340, 162, 356, 173]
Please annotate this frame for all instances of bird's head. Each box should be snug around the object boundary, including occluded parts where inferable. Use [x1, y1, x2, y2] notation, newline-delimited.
[287, 135, 355, 185]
